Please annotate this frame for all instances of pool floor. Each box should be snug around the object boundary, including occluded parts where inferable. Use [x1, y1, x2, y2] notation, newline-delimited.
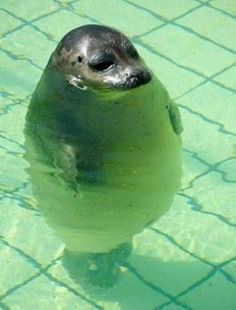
[0, 0, 236, 309]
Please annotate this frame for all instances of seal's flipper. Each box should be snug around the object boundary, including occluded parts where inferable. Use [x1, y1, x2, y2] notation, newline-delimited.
[168, 100, 183, 135]
[53, 143, 79, 192]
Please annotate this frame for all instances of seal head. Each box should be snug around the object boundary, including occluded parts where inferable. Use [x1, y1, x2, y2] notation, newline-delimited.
[51, 24, 152, 91]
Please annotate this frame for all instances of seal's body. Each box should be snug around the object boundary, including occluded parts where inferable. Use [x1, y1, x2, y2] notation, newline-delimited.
[24, 25, 182, 255]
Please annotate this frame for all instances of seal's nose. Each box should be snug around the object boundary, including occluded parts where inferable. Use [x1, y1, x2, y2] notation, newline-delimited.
[125, 68, 152, 88]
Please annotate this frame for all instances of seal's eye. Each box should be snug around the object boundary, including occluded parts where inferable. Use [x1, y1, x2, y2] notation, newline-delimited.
[78, 56, 82, 63]
[127, 47, 139, 59]
[90, 61, 114, 71]
[130, 49, 139, 59]
[124, 41, 139, 59]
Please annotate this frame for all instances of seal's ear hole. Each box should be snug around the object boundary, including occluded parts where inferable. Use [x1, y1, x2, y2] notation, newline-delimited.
[77, 56, 83, 63]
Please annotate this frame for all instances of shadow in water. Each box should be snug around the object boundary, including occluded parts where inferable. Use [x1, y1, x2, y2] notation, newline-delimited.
[62, 242, 132, 289]
[82, 252, 213, 310]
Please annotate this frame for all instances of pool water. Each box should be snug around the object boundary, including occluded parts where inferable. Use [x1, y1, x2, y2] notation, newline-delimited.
[0, 1, 236, 309]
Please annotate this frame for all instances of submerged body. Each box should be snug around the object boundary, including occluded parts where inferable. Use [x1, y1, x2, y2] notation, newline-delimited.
[24, 25, 182, 255]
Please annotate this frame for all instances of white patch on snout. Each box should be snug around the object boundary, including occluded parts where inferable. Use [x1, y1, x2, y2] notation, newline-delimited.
[65, 74, 88, 90]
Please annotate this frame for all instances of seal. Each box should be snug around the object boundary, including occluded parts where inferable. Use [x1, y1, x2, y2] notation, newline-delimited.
[24, 25, 183, 284]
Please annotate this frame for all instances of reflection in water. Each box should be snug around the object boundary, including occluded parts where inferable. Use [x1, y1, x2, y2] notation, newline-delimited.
[24, 37, 182, 288]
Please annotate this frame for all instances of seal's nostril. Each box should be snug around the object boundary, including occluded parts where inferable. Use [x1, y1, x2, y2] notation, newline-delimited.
[139, 70, 152, 84]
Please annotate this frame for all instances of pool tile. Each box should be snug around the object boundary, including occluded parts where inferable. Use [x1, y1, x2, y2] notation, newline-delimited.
[0, 96, 18, 115]
[180, 107, 235, 165]
[0, 0, 58, 20]
[130, 229, 211, 296]
[128, 0, 199, 20]
[0, 26, 56, 68]
[3, 275, 94, 310]
[181, 150, 209, 190]
[162, 304, 186, 310]
[0, 1, 235, 308]
[211, 0, 236, 16]
[177, 81, 236, 133]
[48, 261, 101, 305]
[135, 44, 204, 98]
[34, 10, 93, 42]
[0, 244, 38, 297]
[72, 0, 163, 37]
[153, 195, 236, 264]
[48, 260, 169, 309]
[56, 0, 76, 2]
[0, 51, 41, 98]
[0, 102, 28, 145]
[179, 271, 236, 309]
[217, 158, 236, 182]
[0, 11, 23, 36]
[142, 25, 235, 77]
[214, 65, 236, 90]
[222, 260, 236, 283]
[0, 147, 27, 190]
[0, 198, 63, 267]
[184, 171, 236, 223]
[177, 6, 236, 51]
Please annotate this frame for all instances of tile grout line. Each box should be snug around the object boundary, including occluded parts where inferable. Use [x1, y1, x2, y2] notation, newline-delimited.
[124, 262, 193, 309]
[134, 37, 236, 94]
[157, 268, 217, 309]
[1, 4, 235, 99]
[152, 228, 236, 287]
[0, 2, 235, 308]
[0, 7, 61, 40]
[0, 273, 43, 301]
[178, 192, 236, 228]
[0, 133, 25, 150]
[125, 0, 236, 55]
[0, 301, 11, 310]
[173, 63, 236, 101]
[150, 227, 215, 267]
[0, 47, 44, 71]
[181, 149, 236, 184]
[123, 0, 204, 24]
[0, 190, 39, 214]
[178, 104, 236, 138]
[220, 269, 236, 286]
[0, 239, 102, 309]
[172, 22, 236, 55]
[207, 2, 236, 20]
[0, 181, 39, 213]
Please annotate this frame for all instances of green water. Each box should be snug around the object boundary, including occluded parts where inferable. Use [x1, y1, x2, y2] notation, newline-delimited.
[0, 1, 236, 309]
